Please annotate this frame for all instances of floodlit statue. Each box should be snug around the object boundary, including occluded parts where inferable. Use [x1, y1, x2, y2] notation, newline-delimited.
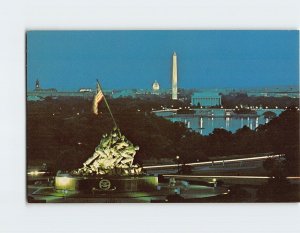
[72, 128, 142, 176]
[72, 81, 142, 176]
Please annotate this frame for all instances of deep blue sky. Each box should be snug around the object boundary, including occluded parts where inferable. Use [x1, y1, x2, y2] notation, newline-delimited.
[27, 30, 299, 91]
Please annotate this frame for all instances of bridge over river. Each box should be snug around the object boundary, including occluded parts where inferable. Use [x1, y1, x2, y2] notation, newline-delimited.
[153, 108, 285, 135]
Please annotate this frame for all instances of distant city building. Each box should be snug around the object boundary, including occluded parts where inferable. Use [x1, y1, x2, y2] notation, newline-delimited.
[27, 95, 44, 101]
[171, 52, 178, 100]
[79, 88, 93, 93]
[35, 79, 40, 89]
[27, 79, 94, 101]
[247, 91, 299, 98]
[112, 89, 136, 99]
[191, 92, 222, 107]
[34, 79, 57, 92]
[152, 80, 160, 95]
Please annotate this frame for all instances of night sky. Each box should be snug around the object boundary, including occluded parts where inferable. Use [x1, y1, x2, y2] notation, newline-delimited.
[27, 30, 299, 91]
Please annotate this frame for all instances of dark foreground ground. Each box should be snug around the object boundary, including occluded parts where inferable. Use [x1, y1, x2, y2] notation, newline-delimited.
[27, 172, 300, 203]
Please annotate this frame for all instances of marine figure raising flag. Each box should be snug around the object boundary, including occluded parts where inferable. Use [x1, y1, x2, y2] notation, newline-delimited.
[92, 82, 104, 115]
[93, 80, 118, 129]
[71, 80, 141, 176]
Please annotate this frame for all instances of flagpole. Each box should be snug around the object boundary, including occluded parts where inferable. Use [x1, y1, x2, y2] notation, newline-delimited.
[96, 79, 118, 129]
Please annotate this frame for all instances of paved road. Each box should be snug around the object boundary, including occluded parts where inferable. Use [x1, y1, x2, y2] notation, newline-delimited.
[143, 154, 284, 175]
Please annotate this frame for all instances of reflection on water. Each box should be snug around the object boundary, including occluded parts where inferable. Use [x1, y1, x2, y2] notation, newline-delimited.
[166, 116, 270, 135]
[155, 109, 284, 136]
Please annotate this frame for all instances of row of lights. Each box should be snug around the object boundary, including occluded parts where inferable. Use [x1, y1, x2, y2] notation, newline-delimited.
[27, 171, 46, 176]
[153, 106, 289, 111]
[235, 106, 284, 110]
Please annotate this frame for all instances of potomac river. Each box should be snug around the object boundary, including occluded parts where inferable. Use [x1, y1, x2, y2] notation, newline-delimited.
[153, 108, 284, 136]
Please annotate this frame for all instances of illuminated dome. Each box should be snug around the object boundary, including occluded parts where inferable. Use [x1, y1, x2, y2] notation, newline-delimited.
[152, 80, 160, 91]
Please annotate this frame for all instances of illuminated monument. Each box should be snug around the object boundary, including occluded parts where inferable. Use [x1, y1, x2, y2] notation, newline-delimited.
[55, 81, 157, 195]
[172, 52, 178, 100]
[72, 128, 142, 176]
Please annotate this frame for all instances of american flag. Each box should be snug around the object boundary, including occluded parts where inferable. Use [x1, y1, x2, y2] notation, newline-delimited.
[92, 82, 104, 115]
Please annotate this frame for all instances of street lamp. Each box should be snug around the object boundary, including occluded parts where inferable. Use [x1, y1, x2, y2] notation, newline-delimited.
[212, 178, 217, 188]
[176, 156, 180, 174]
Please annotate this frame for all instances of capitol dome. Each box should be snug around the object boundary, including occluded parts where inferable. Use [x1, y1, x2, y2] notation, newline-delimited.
[152, 80, 160, 91]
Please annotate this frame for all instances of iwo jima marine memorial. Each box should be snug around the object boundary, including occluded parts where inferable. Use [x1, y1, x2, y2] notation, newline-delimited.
[34, 81, 229, 203]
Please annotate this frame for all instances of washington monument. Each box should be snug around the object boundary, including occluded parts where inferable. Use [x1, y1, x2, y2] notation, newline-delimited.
[172, 52, 178, 100]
